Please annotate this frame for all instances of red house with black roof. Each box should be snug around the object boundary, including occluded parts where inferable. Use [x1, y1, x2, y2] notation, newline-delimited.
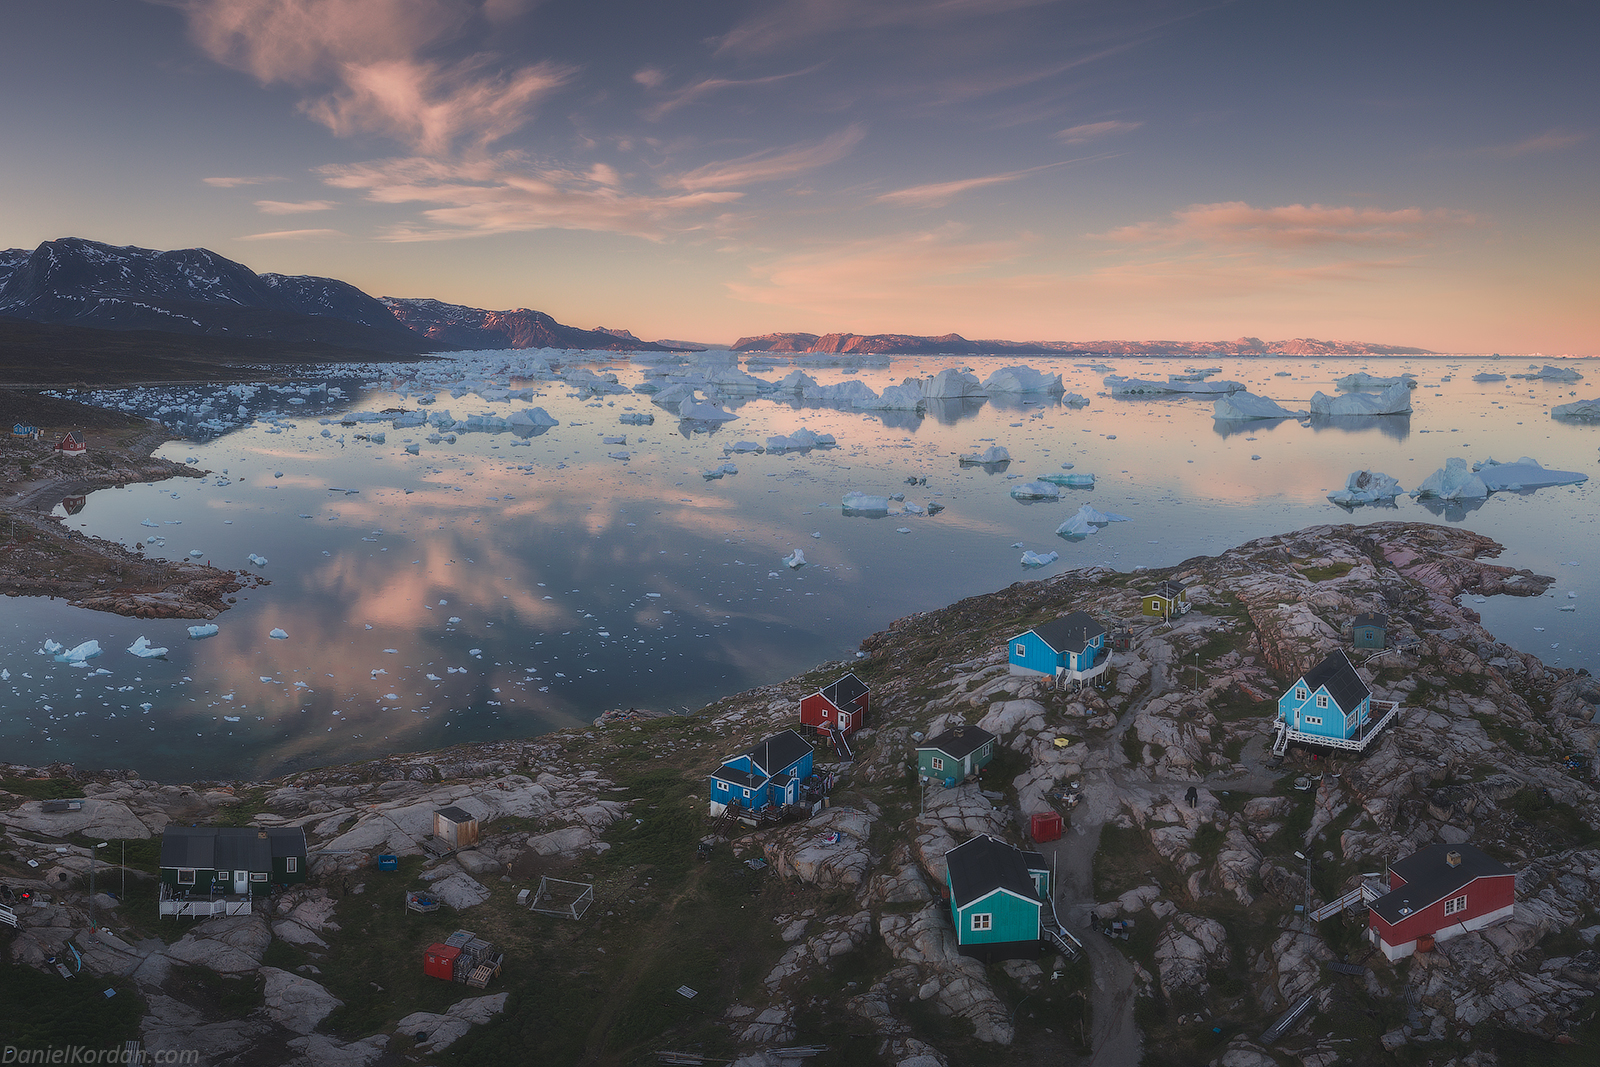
[1367, 842, 1514, 961]
[799, 672, 869, 736]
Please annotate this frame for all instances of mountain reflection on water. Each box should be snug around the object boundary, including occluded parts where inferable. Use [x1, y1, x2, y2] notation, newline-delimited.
[2, 354, 1593, 779]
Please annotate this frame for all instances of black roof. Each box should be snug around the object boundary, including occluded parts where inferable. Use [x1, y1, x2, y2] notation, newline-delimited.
[434, 805, 477, 824]
[161, 826, 306, 870]
[946, 835, 1042, 908]
[1021, 849, 1047, 873]
[1353, 612, 1389, 629]
[746, 728, 812, 777]
[710, 766, 761, 789]
[1149, 580, 1187, 600]
[1030, 611, 1106, 653]
[920, 724, 996, 760]
[819, 672, 869, 710]
[1369, 843, 1512, 924]
[1298, 649, 1370, 715]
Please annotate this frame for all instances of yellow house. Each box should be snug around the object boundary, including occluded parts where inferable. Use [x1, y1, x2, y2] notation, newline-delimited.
[1142, 580, 1189, 619]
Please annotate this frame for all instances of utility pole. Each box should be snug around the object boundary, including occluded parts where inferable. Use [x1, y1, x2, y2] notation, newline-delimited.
[89, 841, 107, 930]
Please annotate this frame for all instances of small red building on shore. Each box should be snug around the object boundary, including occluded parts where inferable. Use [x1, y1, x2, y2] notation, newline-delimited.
[1367, 842, 1514, 961]
[799, 672, 869, 736]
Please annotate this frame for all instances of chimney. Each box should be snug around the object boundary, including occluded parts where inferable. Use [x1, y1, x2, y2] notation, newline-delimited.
[1446, 850, 1461, 867]
[258, 830, 269, 839]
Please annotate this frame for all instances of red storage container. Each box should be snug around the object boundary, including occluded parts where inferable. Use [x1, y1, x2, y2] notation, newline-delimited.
[424, 944, 460, 981]
[1030, 811, 1063, 843]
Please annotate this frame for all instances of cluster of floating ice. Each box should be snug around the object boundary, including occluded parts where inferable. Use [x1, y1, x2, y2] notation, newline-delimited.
[1411, 456, 1587, 500]
[1309, 381, 1413, 416]
[959, 445, 1011, 466]
[127, 636, 168, 658]
[1512, 364, 1584, 381]
[1328, 470, 1404, 507]
[1056, 504, 1130, 538]
[1105, 376, 1244, 396]
[1212, 392, 1304, 421]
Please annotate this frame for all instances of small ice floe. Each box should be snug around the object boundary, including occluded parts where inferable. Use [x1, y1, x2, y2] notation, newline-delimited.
[1473, 372, 1507, 382]
[842, 491, 891, 513]
[620, 412, 654, 425]
[140, 519, 159, 528]
[1057, 504, 1128, 538]
[896, 527, 911, 534]
[1334, 372, 1416, 391]
[703, 462, 738, 479]
[1106, 376, 1243, 396]
[1328, 470, 1404, 507]
[188, 550, 203, 558]
[448, 616, 462, 624]
[679, 399, 739, 422]
[784, 549, 806, 569]
[902, 502, 926, 515]
[274, 471, 284, 478]
[1411, 458, 1488, 500]
[127, 636, 168, 659]
[1020, 549, 1059, 567]
[405, 444, 420, 455]
[959, 445, 1011, 466]
[53, 640, 102, 664]
[1038, 471, 1095, 487]
[269, 628, 289, 640]
[1062, 393, 1090, 406]
[1309, 382, 1413, 416]
[1512, 364, 1584, 382]
[1212, 393, 1303, 420]
[1010, 481, 1060, 500]
[1471, 456, 1587, 491]
[469, 648, 483, 657]
[1551, 398, 1600, 421]
[188, 624, 219, 639]
[603, 436, 627, 445]
[607, 451, 631, 460]
[247, 553, 268, 567]
[767, 428, 836, 451]
[39, 639, 64, 655]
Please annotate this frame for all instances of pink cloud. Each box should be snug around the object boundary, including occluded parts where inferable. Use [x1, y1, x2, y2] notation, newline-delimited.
[1093, 201, 1475, 250]
[875, 157, 1104, 207]
[638, 65, 824, 121]
[1055, 119, 1141, 143]
[254, 199, 338, 214]
[203, 174, 285, 187]
[237, 227, 349, 241]
[1487, 128, 1588, 158]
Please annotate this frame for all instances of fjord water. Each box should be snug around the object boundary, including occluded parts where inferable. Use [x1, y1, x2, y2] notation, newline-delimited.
[2, 355, 1594, 780]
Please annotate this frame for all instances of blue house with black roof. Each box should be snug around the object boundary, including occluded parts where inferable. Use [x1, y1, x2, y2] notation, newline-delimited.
[1272, 648, 1400, 755]
[1008, 612, 1108, 683]
[945, 834, 1049, 962]
[708, 728, 814, 818]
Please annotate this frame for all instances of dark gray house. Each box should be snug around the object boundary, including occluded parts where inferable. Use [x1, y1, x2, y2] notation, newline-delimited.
[159, 826, 308, 898]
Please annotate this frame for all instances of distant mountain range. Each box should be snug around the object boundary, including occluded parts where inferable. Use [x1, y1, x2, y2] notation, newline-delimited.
[731, 332, 1434, 356]
[0, 237, 1434, 361]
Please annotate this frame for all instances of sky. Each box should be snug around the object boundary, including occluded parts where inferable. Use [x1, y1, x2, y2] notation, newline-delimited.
[1, 0, 1596, 351]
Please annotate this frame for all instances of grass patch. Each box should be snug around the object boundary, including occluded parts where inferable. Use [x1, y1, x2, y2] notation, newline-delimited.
[0, 775, 84, 801]
[1506, 789, 1600, 850]
[0, 967, 145, 1050]
[1300, 562, 1354, 582]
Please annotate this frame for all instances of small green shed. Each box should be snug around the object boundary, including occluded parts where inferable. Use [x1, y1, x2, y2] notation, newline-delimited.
[945, 834, 1048, 962]
[917, 724, 997, 787]
[1352, 612, 1388, 651]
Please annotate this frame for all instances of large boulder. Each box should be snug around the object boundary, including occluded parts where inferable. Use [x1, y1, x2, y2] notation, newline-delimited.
[164, 915, 272, 973]
[261, 966, 343, 1034]
[396, 992, 509, 1052]
[760, 808, 874, 889]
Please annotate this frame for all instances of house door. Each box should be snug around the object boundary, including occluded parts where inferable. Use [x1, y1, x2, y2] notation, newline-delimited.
[838, 711, 851, 732]
[233, 870, 249, 895]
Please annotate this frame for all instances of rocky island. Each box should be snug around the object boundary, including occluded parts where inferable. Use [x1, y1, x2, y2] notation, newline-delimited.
[4, 521, 1598, 1067]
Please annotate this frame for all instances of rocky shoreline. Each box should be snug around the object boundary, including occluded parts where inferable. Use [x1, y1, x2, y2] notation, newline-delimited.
[3, 521, 1598, 1067]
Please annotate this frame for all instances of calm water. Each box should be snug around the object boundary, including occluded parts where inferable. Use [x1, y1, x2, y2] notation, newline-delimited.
[2, 354, 1594, 780]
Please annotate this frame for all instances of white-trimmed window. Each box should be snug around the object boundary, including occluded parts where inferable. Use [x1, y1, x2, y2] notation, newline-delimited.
[285, 858, 297, 874]
[1443, 894, 1468, 916]
[971, 913, 992, 932]
[177, 868, 196, 885]
[931, 756, 944, 772]
[1295, 687, 1308, 701]
[1304, 716, 1323, 726]
[743, 787, 751, 798]
[250, 872, 267, 882]
[1315, 694, 1328, 709]
[1015, 643, 1026, 657]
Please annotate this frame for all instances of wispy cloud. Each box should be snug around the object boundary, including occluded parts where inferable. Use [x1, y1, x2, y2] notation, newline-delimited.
[1485, 128, 1588, 158]
[717, 0, 1055, 55]
[875, 158, 1104, 207]
[174, 0, 572, 153]
[254, 199, 339, 214]
[663, 125, 866, 192]
[318, 154, 741, 241]
[1055, 119, 1141, 143]
[237, 227, 349, 241]
[203, 174, 286, 187]
[1093, 201, 1475, 250]
[637, 65, 823, 121]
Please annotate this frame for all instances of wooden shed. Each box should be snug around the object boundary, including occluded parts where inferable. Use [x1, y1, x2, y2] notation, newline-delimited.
[433, 806, 479, 849]
[1352, 612, 1388, 650]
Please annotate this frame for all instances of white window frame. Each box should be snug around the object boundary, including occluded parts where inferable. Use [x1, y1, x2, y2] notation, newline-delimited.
[1015, 643, 1026, 657]
[742, 787, 751, 798]
[930, 756, 944, 772]
[285, 858, 297, 874]
[177, 868, 196, 885]
[1315, 694, 1328, 709]
[971, 913, 992, 932]
[1304, 716, 1323, 727]
[250, 872, 267, 882]
[1443, 894, 1468, 916]
[1295, 687, 1308, 701]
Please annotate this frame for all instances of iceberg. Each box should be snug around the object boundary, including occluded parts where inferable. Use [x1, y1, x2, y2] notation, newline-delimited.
[1471, 456, 1587, 491]
[1212, 392, 1302, 420]
[982, 366, 1064, 394]
[1327, 470, 1404, 506]
[1037, 472, 1096, 487]
[54, 640, 102, 664]
[269, 628, 289, 640]
[607, 451, 631, 460]
[1010, 481, 1060, 500]
[127, 636, 169, 658]
[1056, 503, 1128, 538]
[1552, 398, 1600, 421]
[870, 382, 928, 410]
[1075, 504, 1128, 523]
[725, 440, 764, 453]
[766, 428, 835, 451]
[783, 549, 806, 569]
[920, 368, 986, 398]
[1411, 457, 1488, 500]
[679, 399, 739, 422]
[1308, 381, 1413, 416]
[1062, 393, 1090, 406]
[188, 624, 219, 639]
[652, 383, 697, 408]
[842, 491, 891, 513]
[1334, 372, 1415, 391]
[1512, 364, 1584, 381]
[959, 445, 1011, 466]
[619, 412, 654, 425]
[1472, 373, 1507, 383]
[1020, 550, 1059, 567]
[1106, 377, 1244, 396]
[247, 553, 268, 567]
[703, 462, 738, 479]
[508, 407, 559, 429]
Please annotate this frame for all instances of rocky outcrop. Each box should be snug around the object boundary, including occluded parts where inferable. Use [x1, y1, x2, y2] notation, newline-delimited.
[262, 966, 343, 1033]
[759, 807, 874, 888]
[878, 905, 1014, 1044]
